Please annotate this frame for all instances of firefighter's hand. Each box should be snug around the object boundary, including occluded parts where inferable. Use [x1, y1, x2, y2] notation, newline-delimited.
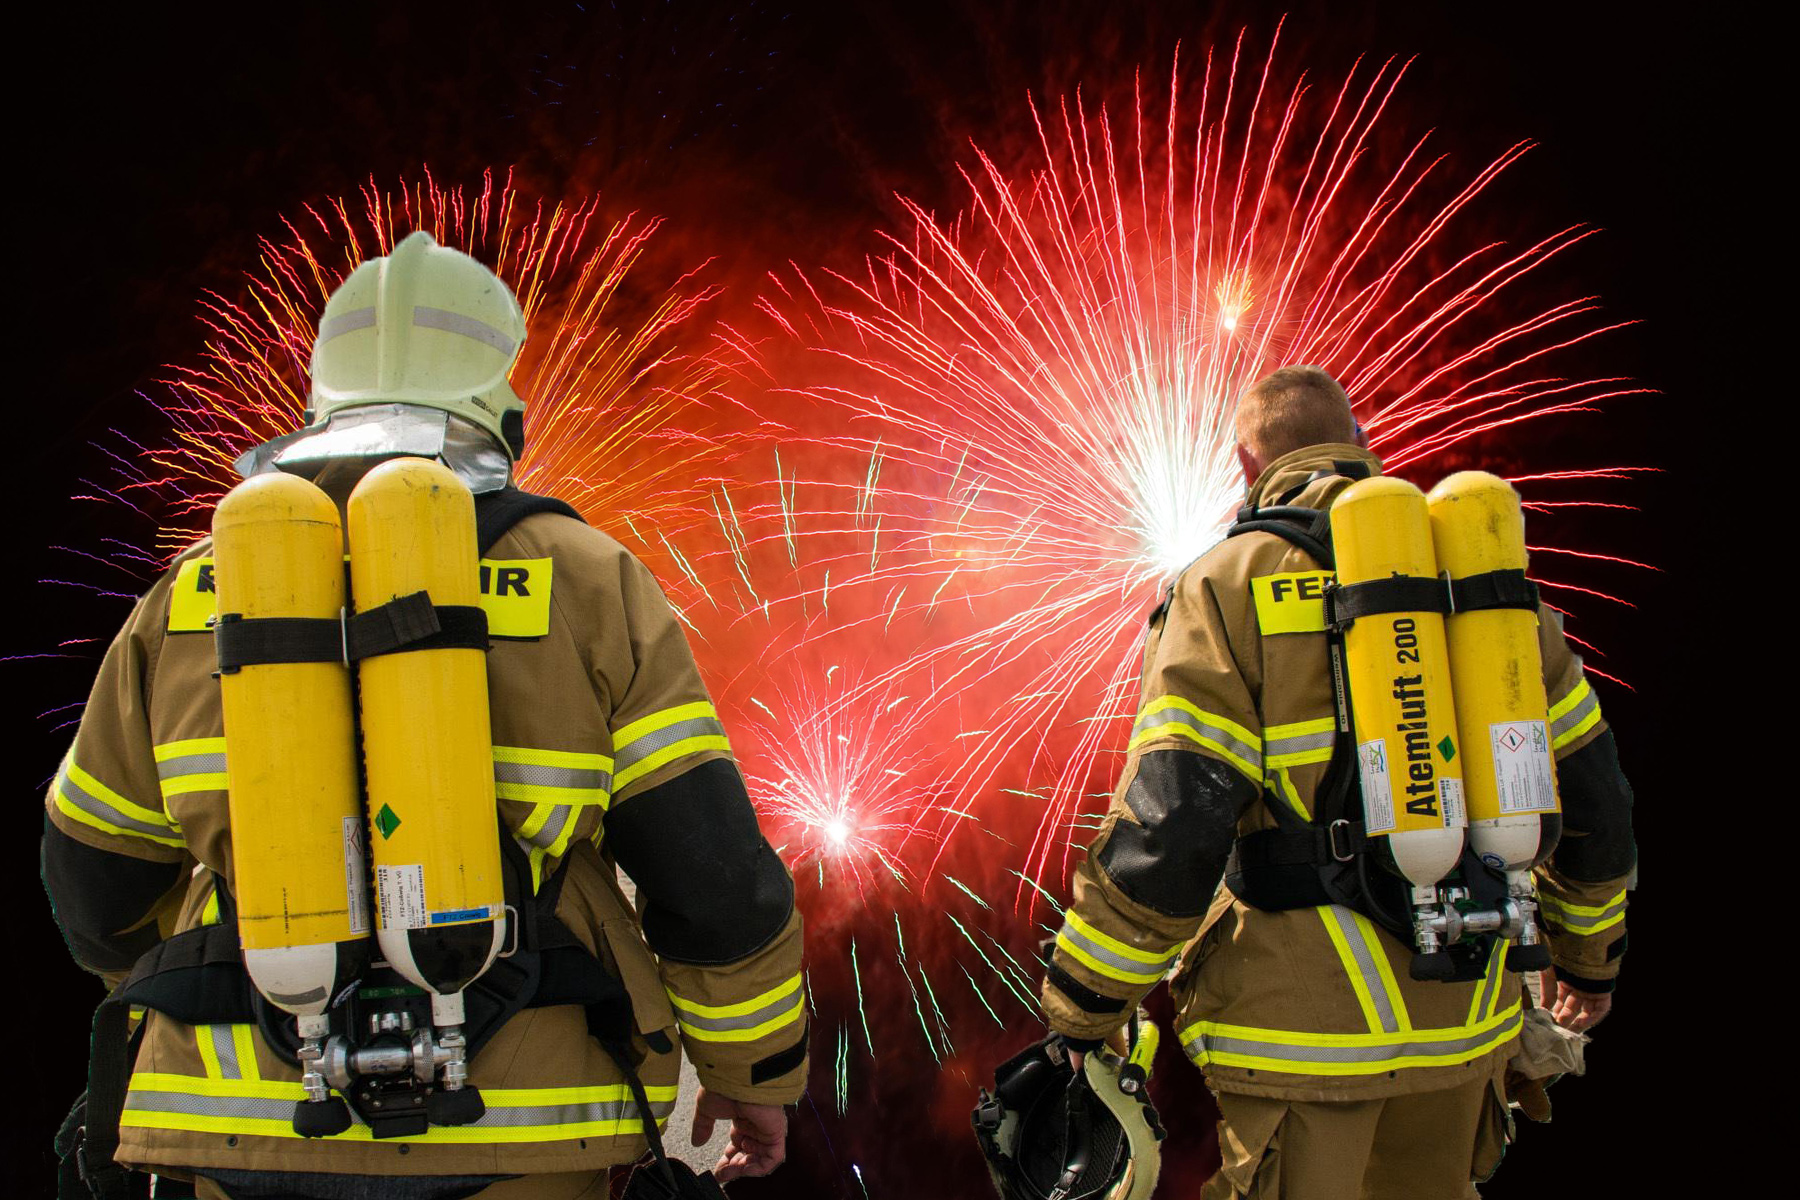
[692, 1087, 788, 1182]
[1547, 977, 1613, 1032]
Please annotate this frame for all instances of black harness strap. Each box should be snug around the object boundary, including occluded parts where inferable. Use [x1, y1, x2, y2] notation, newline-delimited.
[1326, 576, 1450, 630]
[349, 598, 488, 658]
[215, 597, 489, 673]
[213, 615, 342, 672]
[1447, 568, 1539, 614]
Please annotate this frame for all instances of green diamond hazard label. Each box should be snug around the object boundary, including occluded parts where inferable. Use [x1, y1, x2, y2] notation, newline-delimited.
[374, 804, 402, 839]
[1437, 736, 1456, 762]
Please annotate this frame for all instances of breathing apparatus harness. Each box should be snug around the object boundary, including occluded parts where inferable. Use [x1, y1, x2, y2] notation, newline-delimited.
[1219, 462, 1548, 983]
[973, 1014, 1165, 1200]
[58, 489, 717, 1200]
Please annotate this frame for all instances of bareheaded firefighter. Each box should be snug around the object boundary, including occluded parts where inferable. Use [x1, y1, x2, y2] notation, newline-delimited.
[1037, 367, 1636, 1198]
[43, 232, 808, 1200]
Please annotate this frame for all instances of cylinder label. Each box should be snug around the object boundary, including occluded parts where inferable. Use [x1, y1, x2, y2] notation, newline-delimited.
[343, 817, 370, 935]
[1438, 776, 1466, 828]
[1357, 738, 1396, 834]
[1489, 719, 1558, 814]
[376, 863, 428, 931]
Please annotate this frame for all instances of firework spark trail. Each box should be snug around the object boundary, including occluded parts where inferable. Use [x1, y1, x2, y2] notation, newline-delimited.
[743, 31, 1652, 907]
[93, 169, 739, 570]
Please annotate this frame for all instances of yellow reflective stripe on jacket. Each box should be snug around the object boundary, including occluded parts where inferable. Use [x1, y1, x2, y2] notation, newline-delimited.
[1263, 718, 1335, 771]
[612, 702, 730, 792]
[1054, 911, 1182, 987]
[54, 755, 182, 848]
[1179, 999, 1523, 1076]
[494, 746, 613, 862]
[196, 1024, 261, 1082]
[1269, 767, 1311, 820]
[1467, 940, 1510, 1025]
[1128, 697, 1261, 782]
[1548, 678, 1602, 751]
[1538, 889, 1626, 935]
[120, 1072, 677, 1143]
[668, 974, 805, 1044]
[1318, 907, 1410, 1035]
[155, 738, 228, 799]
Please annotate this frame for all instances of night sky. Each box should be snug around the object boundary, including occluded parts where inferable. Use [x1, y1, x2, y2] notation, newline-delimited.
[14, 2, 1735, 1195]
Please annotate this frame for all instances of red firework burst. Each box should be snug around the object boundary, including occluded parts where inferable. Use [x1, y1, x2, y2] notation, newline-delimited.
[99, 168, 740, 568]
[740, 28, 1655, 907]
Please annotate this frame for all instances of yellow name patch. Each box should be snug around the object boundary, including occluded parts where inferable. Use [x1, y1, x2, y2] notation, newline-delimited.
[168, 558, 219, 633]
[477, 558, 554, 638]
[1252, 570, 1334, 635]
[167, 556, 555, 639]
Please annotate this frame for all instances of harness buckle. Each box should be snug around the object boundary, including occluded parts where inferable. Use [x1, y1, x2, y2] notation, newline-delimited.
[1327, 819, 1357, 862]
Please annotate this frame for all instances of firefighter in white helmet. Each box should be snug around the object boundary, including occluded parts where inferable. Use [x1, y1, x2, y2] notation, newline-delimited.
[1035, 367, 1634, 1198]
[46, 233, 808, 1200]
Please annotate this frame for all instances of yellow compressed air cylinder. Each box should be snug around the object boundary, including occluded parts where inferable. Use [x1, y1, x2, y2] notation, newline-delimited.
[1428, 471, 1560, 873]
[1329, 476, 1466, 890]
[348, 457, 503, 998]
[213, 473, 370, 1016]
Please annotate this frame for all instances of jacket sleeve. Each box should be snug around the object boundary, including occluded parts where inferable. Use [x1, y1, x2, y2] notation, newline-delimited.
[600, 554, 808, 1104]
[1534, 606, 1635, 993]
[41, 590, 189, 984]
[1040, 567, 1261, 1041]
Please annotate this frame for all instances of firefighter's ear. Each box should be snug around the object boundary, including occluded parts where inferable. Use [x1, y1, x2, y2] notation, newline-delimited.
[1236, 443, 1263, 486]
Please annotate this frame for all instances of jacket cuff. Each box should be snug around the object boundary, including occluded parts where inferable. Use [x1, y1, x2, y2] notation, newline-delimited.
[1553, 969, 1617, 995]
[689, 1021, 810, 1105]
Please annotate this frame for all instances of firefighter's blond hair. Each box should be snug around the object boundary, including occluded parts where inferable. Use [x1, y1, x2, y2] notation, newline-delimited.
[1234, 366, 1358, 463]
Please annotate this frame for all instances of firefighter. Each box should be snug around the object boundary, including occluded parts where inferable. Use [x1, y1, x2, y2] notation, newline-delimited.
[1038, 366, 1634, 1198]
[43, 233, 808, 1199]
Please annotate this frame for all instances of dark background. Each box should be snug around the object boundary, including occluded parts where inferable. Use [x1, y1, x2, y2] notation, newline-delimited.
[11, 1, 1735, 1194]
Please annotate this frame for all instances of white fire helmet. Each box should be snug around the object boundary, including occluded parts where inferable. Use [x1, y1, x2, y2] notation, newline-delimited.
[308, 231, 528, 460]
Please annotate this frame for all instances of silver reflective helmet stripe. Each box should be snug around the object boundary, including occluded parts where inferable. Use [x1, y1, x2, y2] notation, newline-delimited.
[614, 715, 728, 776]
[675, 986, 804, 1035]
[56, 765, 172, 840]
[1187, 1007, 1523, 1067]
[317, 306, 377, 343]
[414, 305, 518, 355]
[1321, 907, 1401, 1034]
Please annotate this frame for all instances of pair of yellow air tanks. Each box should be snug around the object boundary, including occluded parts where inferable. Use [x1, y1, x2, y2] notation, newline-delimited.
[211, 457, 503, 1129]
[1328, 471, 1562, 979]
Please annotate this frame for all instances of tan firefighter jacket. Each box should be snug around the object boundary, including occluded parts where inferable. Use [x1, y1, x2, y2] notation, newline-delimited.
[45, 501, 808, 1179]
[1040, 444, 1633, 1101]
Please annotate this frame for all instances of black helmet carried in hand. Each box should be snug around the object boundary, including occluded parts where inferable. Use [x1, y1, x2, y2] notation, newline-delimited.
[972, 1015, 1165, 1200]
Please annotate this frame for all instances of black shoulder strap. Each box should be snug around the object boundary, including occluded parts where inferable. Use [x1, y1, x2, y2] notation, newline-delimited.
[475, 487, 584, 556]
[1226, 503, 1336, 570]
